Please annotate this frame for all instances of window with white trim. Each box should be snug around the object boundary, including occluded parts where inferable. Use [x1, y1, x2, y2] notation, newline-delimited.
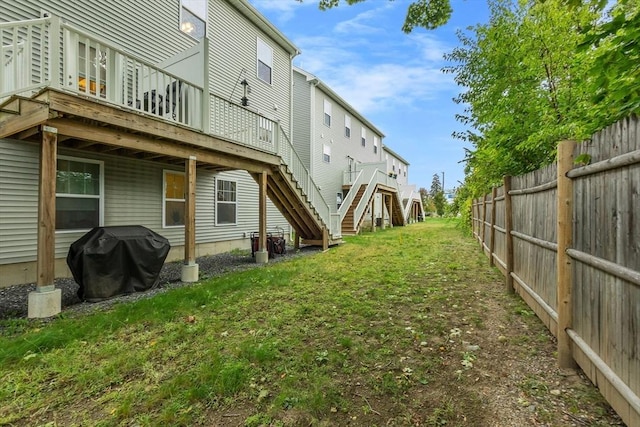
[164, 170, 185, 227]
[216, 179, 237, 225]
[373, 136, 379, 154]
[392, 159, 396, 172]
[257, 37, 273, 84]
[323, 145, 331, 163]
[56, 156, 103, 230]
[345, 115, 351, 138]
[361, 127, 366, 147]
[180, 0, 207, 39]
[323, 99, 332, 127]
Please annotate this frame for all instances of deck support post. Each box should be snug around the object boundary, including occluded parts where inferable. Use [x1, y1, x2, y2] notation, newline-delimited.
[181, 156, 199, 282]
[371, 197, 376, 232]
[255, 171, 269, 263]
[29, 126, 61, 318]
[557, 140, 577, 369]
[388, 193, 393, 228]
[381, 194, 386, 230]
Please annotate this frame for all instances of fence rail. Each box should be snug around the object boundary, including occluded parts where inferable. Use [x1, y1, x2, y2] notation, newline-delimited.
[471, 115, 640, 427]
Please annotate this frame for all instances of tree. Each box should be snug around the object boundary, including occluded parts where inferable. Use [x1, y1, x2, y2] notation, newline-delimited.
[430, 174, 446, 216]
[444, 0, 600, 193]
[312, 0, 452, 32]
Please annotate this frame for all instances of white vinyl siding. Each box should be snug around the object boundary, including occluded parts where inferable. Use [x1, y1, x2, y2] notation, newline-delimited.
[0, 139, 39, 264]
[323, 99, 332, 127]
[257, 37, 273, 85]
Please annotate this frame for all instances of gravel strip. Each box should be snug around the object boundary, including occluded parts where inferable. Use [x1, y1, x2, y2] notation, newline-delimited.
[0, 246, 320, 321]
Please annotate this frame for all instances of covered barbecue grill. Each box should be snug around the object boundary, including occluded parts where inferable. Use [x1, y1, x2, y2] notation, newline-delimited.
[67, 226, 170, 302]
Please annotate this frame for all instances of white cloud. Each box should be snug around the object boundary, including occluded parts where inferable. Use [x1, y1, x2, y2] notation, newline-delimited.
[248, 0, 314, 23]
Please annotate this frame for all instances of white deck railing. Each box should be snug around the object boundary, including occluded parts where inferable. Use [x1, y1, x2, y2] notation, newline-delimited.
[1, 16, 339, 239]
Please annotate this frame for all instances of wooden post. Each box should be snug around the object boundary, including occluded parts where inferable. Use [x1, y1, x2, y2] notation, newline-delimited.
[489, 187, 497, 266]
[184, 156, 196, 265]
[388, 193, 393, 228]
[180, 156, 199, 282]
[294, 231, 300, 250]
[480, 194, 487, 247]
[36, 126, 57, 288]
[322, 227, 329, 251]
[257, 171, 268, 263]
[29, 126, 62, 318]
[504, 177, 514, 293]
[557, 140, 577, 369]
[371, 197, 376, 232]
[381, 194, 386, 230]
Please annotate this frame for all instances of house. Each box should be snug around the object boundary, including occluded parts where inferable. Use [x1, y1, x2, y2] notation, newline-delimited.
[0, 0, 338, 317]
[292, 66, 423, 234]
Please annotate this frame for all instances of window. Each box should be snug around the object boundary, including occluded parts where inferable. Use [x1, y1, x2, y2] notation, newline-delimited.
[164, 170, 185, 227]
[373, 136, 379, 154]
[323, 99, 332, 127]
[56, 157, 103, 230]
[393, 159, 396, 172]
[345, 115, 351, 138]
[216, 179, 237, 224]
[180, 0, 207, 39]
[361, 128, 366, 147]
[257, 38, 273, 84]
[323, 145, 331, 163]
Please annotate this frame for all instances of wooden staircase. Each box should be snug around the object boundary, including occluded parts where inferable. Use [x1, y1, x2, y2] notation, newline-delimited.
[341, 185, 367, 235]
[251, 164, 331, 244]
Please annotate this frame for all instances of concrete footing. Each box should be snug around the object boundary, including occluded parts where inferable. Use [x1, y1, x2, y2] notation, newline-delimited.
[181, 263, 199, 282]
[255, 250, 269, 264]
[28, 286, 62, 318]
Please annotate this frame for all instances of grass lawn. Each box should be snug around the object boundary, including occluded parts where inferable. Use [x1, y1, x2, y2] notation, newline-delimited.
[0, 219, 621, 426]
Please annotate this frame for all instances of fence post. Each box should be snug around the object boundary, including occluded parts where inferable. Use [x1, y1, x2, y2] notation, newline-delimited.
[557, 140, 577, 369]
[489, 187, 497, 266]
[504, 176, 514, 293]
[481, 193, 487, 250]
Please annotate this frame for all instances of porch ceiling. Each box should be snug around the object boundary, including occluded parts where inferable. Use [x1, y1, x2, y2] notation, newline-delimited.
[0, 90, 280, 174]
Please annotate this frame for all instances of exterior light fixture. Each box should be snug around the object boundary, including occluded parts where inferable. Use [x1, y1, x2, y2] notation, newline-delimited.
[241, 79, 249, 106]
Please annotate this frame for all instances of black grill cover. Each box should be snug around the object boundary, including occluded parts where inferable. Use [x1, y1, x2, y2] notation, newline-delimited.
[67, 226, 171, 302]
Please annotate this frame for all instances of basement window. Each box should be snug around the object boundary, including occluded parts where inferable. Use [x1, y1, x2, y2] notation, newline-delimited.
[164, 170, 185, 227]
[216, 179, 237, 225]
[56, 156, 103, 231]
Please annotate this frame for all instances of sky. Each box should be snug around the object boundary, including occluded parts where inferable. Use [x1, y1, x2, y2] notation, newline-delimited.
[248, 0, 491, 192]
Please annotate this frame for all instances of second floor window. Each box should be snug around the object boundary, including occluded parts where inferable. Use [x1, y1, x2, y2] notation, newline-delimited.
[257, 38, 273, 84]
[345, 115, 351, 138]
[361, 128, 366, 147]
[324, 99, 332, 127]
[374, 136, 379, 154]
[180, 0, 206, 39]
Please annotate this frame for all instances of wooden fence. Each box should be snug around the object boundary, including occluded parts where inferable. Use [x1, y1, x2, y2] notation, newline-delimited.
[472, 115, 640, 427]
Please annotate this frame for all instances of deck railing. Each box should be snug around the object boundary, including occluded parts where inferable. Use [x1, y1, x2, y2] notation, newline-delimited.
[1, 15, 337, 238]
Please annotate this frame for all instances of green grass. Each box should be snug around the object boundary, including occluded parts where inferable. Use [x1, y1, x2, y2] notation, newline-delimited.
[0, 219, 620, 426]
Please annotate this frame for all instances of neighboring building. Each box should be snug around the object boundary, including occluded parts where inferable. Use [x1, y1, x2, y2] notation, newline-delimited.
[0, 0, 335, 316]
[292, 67, 423, 234]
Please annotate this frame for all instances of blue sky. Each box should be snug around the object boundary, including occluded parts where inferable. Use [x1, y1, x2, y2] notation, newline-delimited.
[249, 0, 490, 192]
